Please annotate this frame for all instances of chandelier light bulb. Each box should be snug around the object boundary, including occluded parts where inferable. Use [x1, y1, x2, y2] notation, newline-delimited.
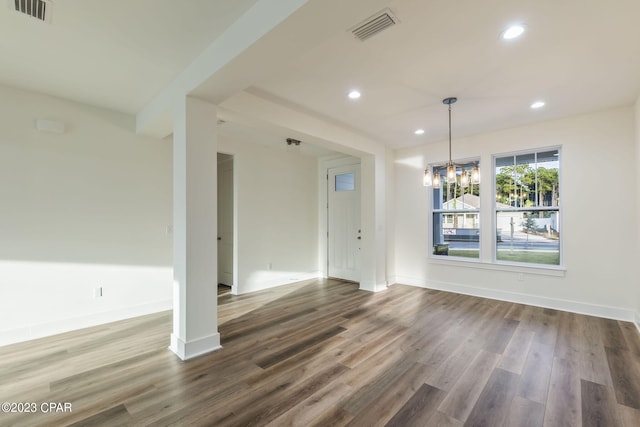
[460, 170, 469, 188]
[432, 171, 441, 188]
[423, 168, 432, 187]
[447, 163, 456, 184]
[471, 165, 480, 184]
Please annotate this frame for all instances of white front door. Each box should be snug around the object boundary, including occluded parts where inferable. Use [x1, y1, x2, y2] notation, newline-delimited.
[328, 164, 361, 282]
[217, 154, 234, 286]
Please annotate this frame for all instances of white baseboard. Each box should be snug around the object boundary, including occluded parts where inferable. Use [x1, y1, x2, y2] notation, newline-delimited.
[0, 299, 172, 347]
[376, 282, 390, 292]
[237, 271, 322, 294]
[170, 332, 222, 360]
[391, 275, 637, 323]
[359, 282, 389, 293]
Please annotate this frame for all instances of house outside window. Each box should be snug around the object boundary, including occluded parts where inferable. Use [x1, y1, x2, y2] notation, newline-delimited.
[494, 149, 560, 266]
[432, 161, 480, 259]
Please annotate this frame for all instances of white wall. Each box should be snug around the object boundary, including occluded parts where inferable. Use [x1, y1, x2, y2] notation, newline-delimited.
[394, 107, 638, 320]
[218, 135, 320, 294]
[0, 85, 173, 345]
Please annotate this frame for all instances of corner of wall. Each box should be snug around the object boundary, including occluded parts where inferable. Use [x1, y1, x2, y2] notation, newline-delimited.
[385, 147, 397, 283]
[636, 95, 640, 327]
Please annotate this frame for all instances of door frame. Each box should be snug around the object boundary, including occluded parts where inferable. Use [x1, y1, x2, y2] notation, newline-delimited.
[318, 156, 361, 279]
[327, 164, 361, 282]
[217, 151, 238, 295]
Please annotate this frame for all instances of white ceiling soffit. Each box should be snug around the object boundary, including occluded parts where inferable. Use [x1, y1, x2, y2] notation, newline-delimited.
[217, 119, 341, 159]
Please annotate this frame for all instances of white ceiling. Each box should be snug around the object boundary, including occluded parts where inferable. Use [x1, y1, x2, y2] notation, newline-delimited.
[0, 0, 259, 113]
[2, 0, 640, 151]
[218, 119, 339, 158]
[252, 0, 640, 148]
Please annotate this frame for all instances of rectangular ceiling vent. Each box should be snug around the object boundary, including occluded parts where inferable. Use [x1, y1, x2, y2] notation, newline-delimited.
[351, 8, 398, 41]
[7, 0, 53, 23]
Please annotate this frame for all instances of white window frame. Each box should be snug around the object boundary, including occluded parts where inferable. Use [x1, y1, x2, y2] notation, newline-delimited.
[429, 158, 481, 261]
[492, 147, 563, 269]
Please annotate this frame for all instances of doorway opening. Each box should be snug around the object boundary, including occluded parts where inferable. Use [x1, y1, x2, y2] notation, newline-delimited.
[217, 153, 235, 294]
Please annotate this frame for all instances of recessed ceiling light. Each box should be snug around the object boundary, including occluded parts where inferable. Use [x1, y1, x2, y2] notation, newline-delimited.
[530, 101, 545, 109]
[502, 24, 525, 40]
[414, 129, 425, 135]
[348, 90, 361, 99]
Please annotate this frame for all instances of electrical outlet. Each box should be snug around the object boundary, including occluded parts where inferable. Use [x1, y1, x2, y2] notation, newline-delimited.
[94, 287, 103, 298]
[517, 273, 524, 282]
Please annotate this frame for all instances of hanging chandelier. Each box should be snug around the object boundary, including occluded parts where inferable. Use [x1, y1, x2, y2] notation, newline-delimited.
[423, 97, 480, 187]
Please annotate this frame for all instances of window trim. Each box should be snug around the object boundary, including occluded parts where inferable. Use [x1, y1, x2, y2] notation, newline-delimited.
[428, 157, 481, 262]
[492, 146, 563, 269]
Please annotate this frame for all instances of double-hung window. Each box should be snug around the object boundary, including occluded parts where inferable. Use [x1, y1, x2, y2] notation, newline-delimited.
[494, 149, 561, 266]
[431, 161, 480, 259]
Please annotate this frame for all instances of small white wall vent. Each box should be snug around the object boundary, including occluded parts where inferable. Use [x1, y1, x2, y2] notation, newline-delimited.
[351, 8, 398, 41]
[7, 0, 53, 23]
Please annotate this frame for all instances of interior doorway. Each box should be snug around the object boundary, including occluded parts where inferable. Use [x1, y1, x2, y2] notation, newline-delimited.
[327, 164, 361, 282]
[217, 153, 234, 290]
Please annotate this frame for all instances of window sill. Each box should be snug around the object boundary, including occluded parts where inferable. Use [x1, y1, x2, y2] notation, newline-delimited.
[428, 256, 566, 277]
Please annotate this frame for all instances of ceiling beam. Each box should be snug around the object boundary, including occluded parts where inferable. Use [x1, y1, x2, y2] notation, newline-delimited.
[136, 0, 392, 138]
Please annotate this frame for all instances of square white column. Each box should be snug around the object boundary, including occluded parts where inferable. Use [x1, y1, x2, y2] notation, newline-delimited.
[359, 154, 388, 292]
[170, 96, 221, 360]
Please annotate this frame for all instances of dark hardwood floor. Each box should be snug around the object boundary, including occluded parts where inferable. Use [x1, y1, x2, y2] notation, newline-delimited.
[1, 279, 640, 426]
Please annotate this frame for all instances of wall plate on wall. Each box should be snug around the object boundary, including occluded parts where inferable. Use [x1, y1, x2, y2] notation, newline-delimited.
[35, 118, 65, 134]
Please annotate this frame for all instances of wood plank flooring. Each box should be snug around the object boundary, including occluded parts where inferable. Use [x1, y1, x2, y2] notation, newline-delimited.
[1, 279, 640, 426]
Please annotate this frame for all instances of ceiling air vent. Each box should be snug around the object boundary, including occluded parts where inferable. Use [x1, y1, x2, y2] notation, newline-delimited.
[8, 0, 53, 23]
[351, 8, 398, 41]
